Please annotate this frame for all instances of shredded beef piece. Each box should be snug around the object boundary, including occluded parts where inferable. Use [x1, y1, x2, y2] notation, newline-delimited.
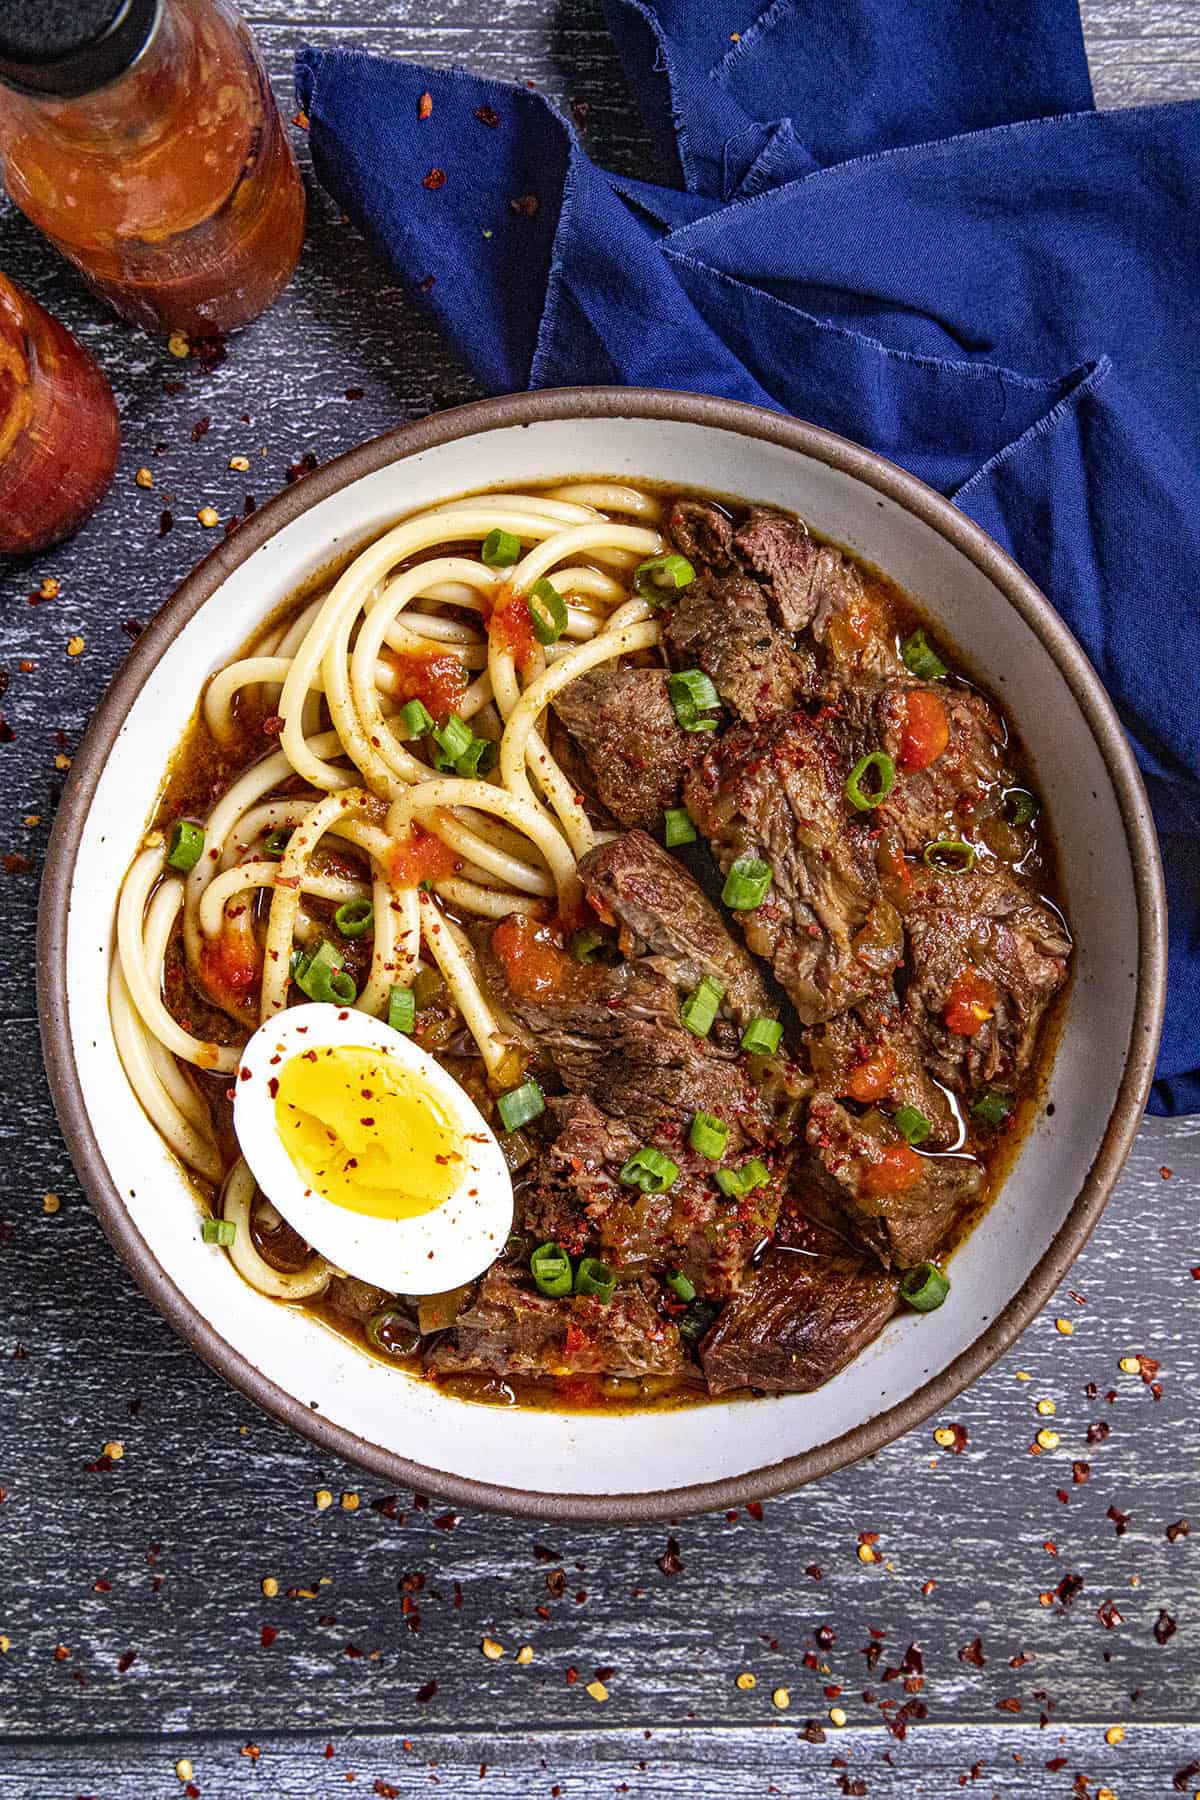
[734, 508, 849, 634]
[902, 866, 1071, 1090]
[668, 498, 737, 569]
[805, 1093, 982, 1269]
[874, 682, 1012, 851]
[664, 569, 818, 724]
[551, 667, 705, 830]
[578, 829, 770, 1027]
[701, 1210, 898, 1394]
[425, 1264, 686, 1380]
[684, 712, 903, 1024]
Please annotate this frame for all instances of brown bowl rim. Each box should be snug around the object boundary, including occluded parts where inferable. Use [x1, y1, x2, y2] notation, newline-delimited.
[37, 386, 1167, 1522]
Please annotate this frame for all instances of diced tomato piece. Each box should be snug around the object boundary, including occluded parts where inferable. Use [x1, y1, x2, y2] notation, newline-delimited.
[200, 930, 262, 1008]
[845, 1048, 897, 1103]
[492, 914, 590, 1003]
[943, 966, 998, 1036]
[385, 646, 466, 724]
[861, 1141, 925, 1197]
[486, 584, 536, 671]
[898, 689, 950, 771]
[388, 823, 461, 888]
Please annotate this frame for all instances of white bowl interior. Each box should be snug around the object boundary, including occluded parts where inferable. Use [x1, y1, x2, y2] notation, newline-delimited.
[63, 415, 1139, 1499]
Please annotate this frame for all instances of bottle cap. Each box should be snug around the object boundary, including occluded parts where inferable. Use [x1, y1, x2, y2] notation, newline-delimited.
[0, 0, 160, 98]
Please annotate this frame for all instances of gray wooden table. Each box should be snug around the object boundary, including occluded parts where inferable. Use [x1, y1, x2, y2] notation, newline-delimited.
[2, 4, 1197, 1795]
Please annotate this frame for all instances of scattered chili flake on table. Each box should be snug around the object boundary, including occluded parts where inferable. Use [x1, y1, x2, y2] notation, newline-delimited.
[418, 91, 433, 119]
[423, 168, 447, 190]
[1107, 1505, 1132, 1536]
[292, 109, 309, 129]
[510, 193, 539, 215]
[1072, 1460, 1091, 1484]
[657, 1537, 683, 1577]
[474, 105, 499, 128]
[1154, 1609, 1178, 1644]
[1166, 1519, 1190, 1542]
[1096, 1599, 1124, 1629]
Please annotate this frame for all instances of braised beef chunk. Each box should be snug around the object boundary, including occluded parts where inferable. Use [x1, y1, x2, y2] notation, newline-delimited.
[551, 667, 704, 830]
[526, 1094, 782, 1300]
[578, 829, 770, 1027]
[668, 497, 737, 569]
[425, 1264, 686, 1380]
[807, 563, 908, 684]
[685, 713, 903, 1024]
[874, 683, 1012, 851]
[700, 1211, 898, 1394]
[665, 568, 818, 724]
[805, 1093, 983, 1269]
[902, 867, 1071, 1091]
[734, 508, 853, 634]
[806, 998, 957, 1145]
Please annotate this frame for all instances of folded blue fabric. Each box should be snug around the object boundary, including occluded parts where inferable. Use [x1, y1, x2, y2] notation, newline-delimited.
[295, 7, 1200, 1114]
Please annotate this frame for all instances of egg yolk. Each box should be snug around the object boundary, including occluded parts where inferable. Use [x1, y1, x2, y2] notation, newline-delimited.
[273, 1046, 462, 1220]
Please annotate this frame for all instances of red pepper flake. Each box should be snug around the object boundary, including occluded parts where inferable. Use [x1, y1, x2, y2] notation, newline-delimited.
[375, 1784, 400, 1799]
[371, 1495, 400, 1518]
[1086, 1419, 1111, 1444]
[1046, 1757, 1069, 1772]
[116, 1651, 137, 1672]
[345, 1643, 363, 1659]
[1154, 1609, 1178, 1645]
[1166, 1518, 1190, 1543]
[532, 1543, 560, 1561]
[1055, 1572, 1084, 1607]
[474, 105, 499, 128]
[433, 1509, 458, 1531]
[1096, 1599, 1124, 1630]
[1107, 1504, 1132, 1536]
[286, 452, 318, 485]
[3, 853, 31, 875]
[190, 414, 211, 442]
[806, 1563, 825, 1580]
[261, 714, 284, 737]
[1072, 1459, 1091, 1483]
[261, 1625, 277, 1648]
[158, 508, 174, 536]
[657, 1536, 683, 1578]
[345, 387, 364, 401]
[565, 1666, 579, 1685]
[746, 1500, 764, 1521]
[423, 168, 447, 191]
[416, 1678, 438, 1704]
[1161, 1166, 1173, 1178]
[509, 193, 539, 216]
[995, 1697, 1022, 1713]
[292, 110, 309, 129]
[958, 1638, 986, 1667]
[93, 1580, 111, 1593]
[417, 92, 432, 120]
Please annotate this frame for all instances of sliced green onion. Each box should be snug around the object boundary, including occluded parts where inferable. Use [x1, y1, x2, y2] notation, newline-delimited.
[365, 1306, 421, 1357]
[167, 819, 205, 873]
[900, 1261, 950, 1312]
[529, 578, 568, 645]
[741, 1016, 783, 1057]
[530, 1240, 573, 1298]
[689, 1111, 730, 1160]
[569, 927, 606, 964]
[1003, 787, 1041, 828]
[387, 984, 416, 1034]
[398, 698, 436, 740]
[846, 751, 896, 811]
[666, 1270, 696, 1302]
[618, 1146, 679, 1194]
[680, 973, 725, 1037]
[923, 838, 977, 874]
[334, 898, 374, 938]
[293, 939, 356, 1005]
[453, 733, 498, 778]
[901, 628, 948, 681]
[663, 806, 697, 848]
[201, 1217, 236, 1246]
[496, 1079, 545, 1133]
[971, 1089, 1012, 1127]
[431, 712, 474, 771]
[634, 553, 696, 602]
[262, 827, 292, 859]
[715, 1157, 771, 1199]
[574, 1256, 616, 1303]
[481, 527, 521, 567]
[721, 857, 772, 910]
[668, 668, 721, 733]
[893, 1104, 932, 1146]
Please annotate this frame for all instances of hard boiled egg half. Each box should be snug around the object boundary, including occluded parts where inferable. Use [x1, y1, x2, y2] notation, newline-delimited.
[232, 1003, 513, 1294]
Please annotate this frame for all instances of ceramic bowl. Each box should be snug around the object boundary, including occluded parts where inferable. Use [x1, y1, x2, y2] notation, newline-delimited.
[38, 389, 1166, 1520]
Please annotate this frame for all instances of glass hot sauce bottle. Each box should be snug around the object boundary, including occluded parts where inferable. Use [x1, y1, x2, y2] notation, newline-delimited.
[0, 0, 306, 339]
[0, 272, 120, 555]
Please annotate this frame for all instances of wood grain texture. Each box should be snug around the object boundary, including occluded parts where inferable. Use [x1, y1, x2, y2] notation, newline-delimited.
[0, 2, 1197, 1795]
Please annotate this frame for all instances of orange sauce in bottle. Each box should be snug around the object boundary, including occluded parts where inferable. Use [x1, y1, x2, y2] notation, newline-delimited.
[0, 0, 305, 336]
[0, 274, 120, 554]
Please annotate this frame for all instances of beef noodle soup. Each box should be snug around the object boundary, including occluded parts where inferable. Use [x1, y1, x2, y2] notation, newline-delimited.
[111, 482, 1071, 1410]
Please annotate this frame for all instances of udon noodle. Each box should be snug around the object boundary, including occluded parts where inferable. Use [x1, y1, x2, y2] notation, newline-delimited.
[113, 483, 667, 1297]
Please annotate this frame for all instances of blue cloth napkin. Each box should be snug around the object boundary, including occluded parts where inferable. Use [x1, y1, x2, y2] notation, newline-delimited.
[295, 7, 1200, 1115]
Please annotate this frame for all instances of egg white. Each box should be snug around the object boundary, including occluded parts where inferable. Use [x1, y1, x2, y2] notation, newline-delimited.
[232, 1003, 513, 1295]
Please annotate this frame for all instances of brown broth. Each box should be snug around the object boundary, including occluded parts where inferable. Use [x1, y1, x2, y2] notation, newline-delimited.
[142, 481, 1069, 1413]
